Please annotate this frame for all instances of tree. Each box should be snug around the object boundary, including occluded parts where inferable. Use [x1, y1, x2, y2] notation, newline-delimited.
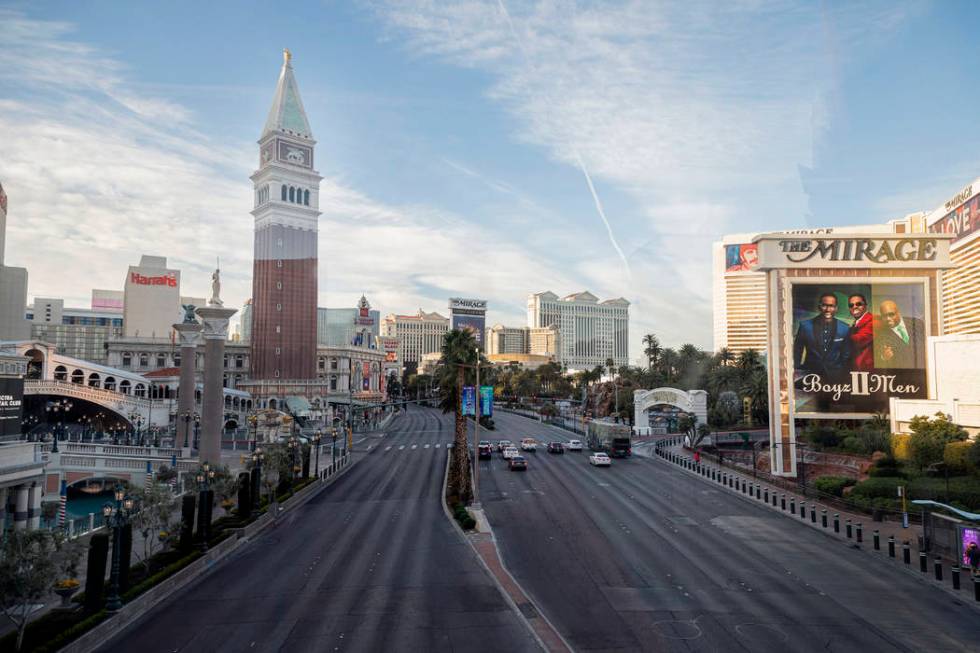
[0, 530, 80, 652]
[909, 412, 968, 471]
[716, 347, 734, 366]
[438, 329, 478, 502]
[642, 333, 661, 370]
[130, 482, 178, 573]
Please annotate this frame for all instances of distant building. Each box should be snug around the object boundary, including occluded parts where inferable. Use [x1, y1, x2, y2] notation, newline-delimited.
[486, 324, 560, 359]
[27, 298, 123, 364]
[526, 291, 628, 370]
[318, 296, 380, 348]
[381, 310, 449, 364]
[487, 353, 555, 370]
[0, 182, 30, 341]
[925, 177, 980, 335]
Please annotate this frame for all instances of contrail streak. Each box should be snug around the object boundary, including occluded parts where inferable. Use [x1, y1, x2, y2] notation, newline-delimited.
[495, 0, 631, 278]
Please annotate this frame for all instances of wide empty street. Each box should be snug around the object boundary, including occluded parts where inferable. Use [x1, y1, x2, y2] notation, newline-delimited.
[479, 411, 980, 652]
[98, 406, 538, 653]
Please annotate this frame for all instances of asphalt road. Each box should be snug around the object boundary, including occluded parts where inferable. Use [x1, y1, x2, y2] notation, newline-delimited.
[479, 411, 980, 652]
[98, 406, 538, 653]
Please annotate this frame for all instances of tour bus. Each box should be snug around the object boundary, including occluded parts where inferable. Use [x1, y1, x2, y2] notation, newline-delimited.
[587, 420, 632, 458]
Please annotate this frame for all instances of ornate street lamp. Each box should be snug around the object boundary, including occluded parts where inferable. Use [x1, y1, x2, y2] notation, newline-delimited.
[312, 430, 322, 479]
[330, 427, 338, 467]
[250, 447, 264, 509]
[45, 399, 73, 452]
[193, 413, 201, 450]
[102, 484, 135, 612]
[196, 462, 216, 551]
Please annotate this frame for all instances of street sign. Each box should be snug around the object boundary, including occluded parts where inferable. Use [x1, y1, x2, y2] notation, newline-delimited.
[462, 386, 476, 416]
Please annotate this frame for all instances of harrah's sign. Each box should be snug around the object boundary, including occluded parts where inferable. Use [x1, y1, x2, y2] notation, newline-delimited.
[779, 238, 937, 264]
[130, 272, 177, 287]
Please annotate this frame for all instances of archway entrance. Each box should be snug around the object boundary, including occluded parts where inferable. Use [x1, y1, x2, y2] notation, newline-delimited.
[633, 387, 708, 435]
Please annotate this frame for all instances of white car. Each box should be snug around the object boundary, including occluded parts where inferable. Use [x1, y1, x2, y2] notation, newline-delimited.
[521, 438, 537, 452]
[567, 440, 583, 451]
[589, 452, 611, 466]
[503, 447, 519, 460]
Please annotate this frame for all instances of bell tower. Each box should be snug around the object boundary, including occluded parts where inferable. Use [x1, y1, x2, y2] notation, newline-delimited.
[249, 49, 321, 380]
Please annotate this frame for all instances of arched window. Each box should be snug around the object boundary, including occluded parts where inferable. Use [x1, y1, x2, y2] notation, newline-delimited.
[134, 383, 146, 397]
[104, 376, 116, 391]
[122, 353, 131, 367]
[269, 398, 278, 410]
[119, 380, 131, 395]
[225, 395, 232, 408]
[71, 369, 84, 384]
[289, 187, 295, 202]
[54, 365, 68, 381]
[139, 354, 148, 368]
[281, 184, 287, 201]
[88, 372, 101, 388]
[304, 190, 310, 205]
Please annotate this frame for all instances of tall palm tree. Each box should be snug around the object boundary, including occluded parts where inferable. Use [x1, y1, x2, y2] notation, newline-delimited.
[659, 348, 678, 384]
[437, 329, 478, 502]
[737, 348, 762, 371]
[642, 333, 661, 370]
[716, 347, 734, 366]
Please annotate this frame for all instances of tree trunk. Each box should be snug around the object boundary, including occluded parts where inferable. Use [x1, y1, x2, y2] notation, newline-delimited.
[448, 366, 471, 502]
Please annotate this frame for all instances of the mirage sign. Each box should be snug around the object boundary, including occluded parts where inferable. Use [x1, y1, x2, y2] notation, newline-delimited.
[755, 234, 952, 270]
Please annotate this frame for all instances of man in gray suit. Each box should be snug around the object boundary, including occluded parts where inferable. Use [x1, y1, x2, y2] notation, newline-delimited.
[874, 300, 926, 369]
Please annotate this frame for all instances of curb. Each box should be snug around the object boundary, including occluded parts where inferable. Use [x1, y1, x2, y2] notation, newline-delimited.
[440, 450, 567, 652]
[61, 452, 361, 653]
[654, 442, 980, 614]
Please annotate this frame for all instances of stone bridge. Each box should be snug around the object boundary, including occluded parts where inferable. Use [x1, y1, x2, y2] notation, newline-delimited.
[44, 442, 203, 496]
[26, 380, 156, 427]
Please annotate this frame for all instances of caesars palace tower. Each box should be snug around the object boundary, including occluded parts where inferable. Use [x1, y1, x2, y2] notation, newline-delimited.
[249, 50, 321, 381]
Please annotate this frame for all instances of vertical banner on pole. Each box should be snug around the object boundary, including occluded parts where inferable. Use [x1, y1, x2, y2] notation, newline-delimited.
[58, 479, 67, 528]
[145, 460, 153, 489]
[462, 386, 476, 416]
[170, 455, 178, 492]
[479, 386, 493, 417]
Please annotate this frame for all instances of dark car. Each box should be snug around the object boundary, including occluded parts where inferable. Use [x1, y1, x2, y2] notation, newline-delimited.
[478, 443, 493, 459]
[547, 442, 565, 454]
[509, 455, 528, 471]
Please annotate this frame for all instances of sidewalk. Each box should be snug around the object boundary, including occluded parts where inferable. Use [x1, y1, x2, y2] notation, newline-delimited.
[654, 437, 980, 605]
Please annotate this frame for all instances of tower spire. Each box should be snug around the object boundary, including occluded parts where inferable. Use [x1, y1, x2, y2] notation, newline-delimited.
[262, 48, 312, 140]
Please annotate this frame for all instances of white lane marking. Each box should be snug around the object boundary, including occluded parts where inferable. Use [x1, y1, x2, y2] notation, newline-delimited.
[434, 443, 441, 448]
[424, 444, 430, 449]
[411, 444, 417, 450]
[385, 446, 392, 452]
[399, 445, 405, 450]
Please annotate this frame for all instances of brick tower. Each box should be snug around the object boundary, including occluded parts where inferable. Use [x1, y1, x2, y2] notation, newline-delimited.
[250, 49, 320, 380]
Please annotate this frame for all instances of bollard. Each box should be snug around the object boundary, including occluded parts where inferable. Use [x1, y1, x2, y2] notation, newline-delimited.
[790, 498, 796, 514]
[799, 501, 806, 518]
[935, 557, 943, 582]
[764, 488, 769, 502]
[772, 493, 777, 507]
[856, 523, 863, 543]
[888, 536, 896, 558]
[953, 565, 961, 590]
[781, 494, 786, 511]
[742, 480, 748, 494]
[903, 542, 911, 566]
[846, 519, 852, 539]
[834, 514, 840, 533]
[873, 530, 880, 550]
[822, 509, 828, 528]
[974, 577, 980, 602]
[919, 552, 928, 573]
[811, 506, 817, 523]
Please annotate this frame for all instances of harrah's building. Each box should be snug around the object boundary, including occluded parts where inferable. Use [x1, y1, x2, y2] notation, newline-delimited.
[249, 50, 320, 381]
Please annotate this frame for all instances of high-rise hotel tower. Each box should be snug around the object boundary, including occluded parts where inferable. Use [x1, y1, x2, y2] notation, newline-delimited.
[250, 50, 321, 380]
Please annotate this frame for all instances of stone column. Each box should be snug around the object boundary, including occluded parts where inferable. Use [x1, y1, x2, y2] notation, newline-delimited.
[13, 484, 29, 530]
[196, 305, 237, 466]
[172, 321, 203, 451]
[28, 482, 41, 529]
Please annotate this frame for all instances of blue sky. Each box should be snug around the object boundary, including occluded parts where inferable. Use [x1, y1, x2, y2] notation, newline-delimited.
[2, 1, 979, 360]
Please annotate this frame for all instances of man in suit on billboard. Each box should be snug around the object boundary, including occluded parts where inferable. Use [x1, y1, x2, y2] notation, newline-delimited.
[847, 293, 875, 372]
[794, 292, 852, 379]
[875, 300, 926, 369]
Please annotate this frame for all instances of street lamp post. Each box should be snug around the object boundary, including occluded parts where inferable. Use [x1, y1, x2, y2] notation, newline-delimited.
[287, 436, 299, 487]
[313, 430, 322, 479]
[331, 427, 338, 467]
[196, 462, 216, 551]
[46, 399, 73, 453]
[250, 447, 264, 509]
[102, 484, 134, 612]
[193, 414, 201, 450]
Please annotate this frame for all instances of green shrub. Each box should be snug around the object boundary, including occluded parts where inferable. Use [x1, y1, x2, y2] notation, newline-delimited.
[850, 477, 905, 500]
[909, 477, 980, 510]
[32, 610, 109, 653]
[801, 424, 841, 450]
[121, 551, 201, 602]
[812, 476, 856, 497]
[944, 441, 974, 474]
[891, 434, 911, 461]
[840, 436, 865, 455]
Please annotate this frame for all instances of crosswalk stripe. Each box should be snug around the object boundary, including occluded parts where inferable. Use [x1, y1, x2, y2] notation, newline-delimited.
[424, 444, 430, 449]
[385, 446, 392, 451]
[435, 443, 441, 448]
[399, 445, 405, 450]
[411, 444, 417, 450]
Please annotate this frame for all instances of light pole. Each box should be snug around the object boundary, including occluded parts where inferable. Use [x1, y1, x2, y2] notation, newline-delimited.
[102, 484, 134, 612]
[193, 413, 201, 450]
[287, 436, 299, 487]
[330, 426, 338, 467]
[196, 462, 216, 551]
[250, 447, 264, 509]
[46, 399, 73, 452]
[312, 430, 322, 479]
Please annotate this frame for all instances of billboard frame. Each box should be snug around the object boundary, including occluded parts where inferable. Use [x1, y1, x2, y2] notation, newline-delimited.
[782, 276, 931, 420]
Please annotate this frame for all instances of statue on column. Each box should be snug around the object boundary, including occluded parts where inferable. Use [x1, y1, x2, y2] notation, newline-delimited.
[209, 268, 223, 307]
[181, 304, 199, 324]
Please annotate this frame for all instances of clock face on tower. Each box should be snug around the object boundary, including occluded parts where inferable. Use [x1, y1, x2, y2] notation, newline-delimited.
[277, 140, 312, 169]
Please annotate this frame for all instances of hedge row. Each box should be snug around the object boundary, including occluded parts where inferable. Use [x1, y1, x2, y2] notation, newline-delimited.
[850, 475, 980, 510]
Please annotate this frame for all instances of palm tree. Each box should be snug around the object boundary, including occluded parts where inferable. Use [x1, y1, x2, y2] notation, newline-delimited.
[437, 329, 478, 502]
[737, 349, 762, 370]
[716, 347, 734, 366]
[642, 333, 661, 370]
[659, 348, 678, 384]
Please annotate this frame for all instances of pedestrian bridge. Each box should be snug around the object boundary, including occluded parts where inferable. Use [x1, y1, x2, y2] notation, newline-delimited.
[45, 441, 202, 495]
[26, 380, 154, 425]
